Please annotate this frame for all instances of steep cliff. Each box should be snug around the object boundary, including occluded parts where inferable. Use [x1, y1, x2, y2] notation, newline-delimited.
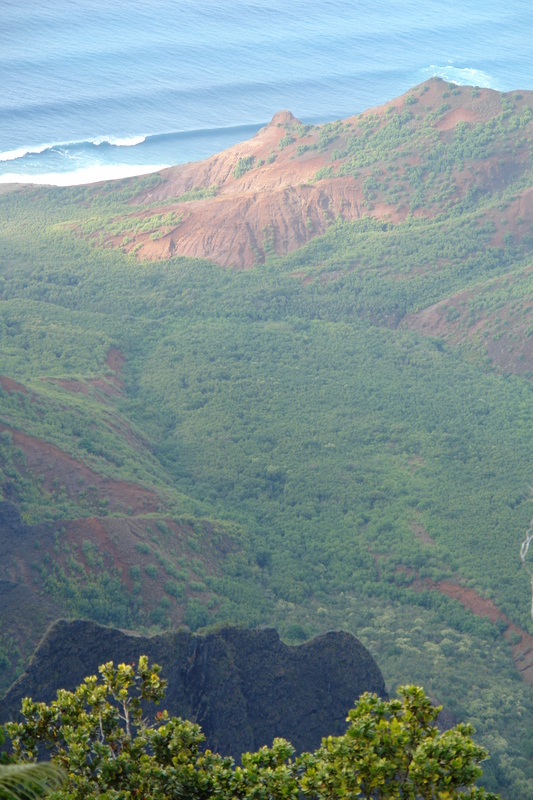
[0, 620, 386, 757]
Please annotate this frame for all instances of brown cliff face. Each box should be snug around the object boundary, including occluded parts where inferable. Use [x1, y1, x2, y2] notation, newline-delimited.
[79, 78, 533, 268]
[0, 619, 387, 757]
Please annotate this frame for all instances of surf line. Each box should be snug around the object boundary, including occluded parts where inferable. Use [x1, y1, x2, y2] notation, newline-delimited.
[520, 513, 533, 618]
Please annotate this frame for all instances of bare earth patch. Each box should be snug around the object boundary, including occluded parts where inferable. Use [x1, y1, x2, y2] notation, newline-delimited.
[404, 263, 533, 376]
[434, 107, 479, 131]
[0, 376, 28, 394]
[0, 425, 158, 515]
[410, 521, 435, 546]
[411, 577, 533, 685]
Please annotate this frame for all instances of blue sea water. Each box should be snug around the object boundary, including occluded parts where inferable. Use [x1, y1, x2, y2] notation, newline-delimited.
[1, 0, 533, 185]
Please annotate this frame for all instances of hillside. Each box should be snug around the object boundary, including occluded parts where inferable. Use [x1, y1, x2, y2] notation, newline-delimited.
[0, 621, 385, 757]
[4, 77, 533, 796]
[80, 78, 533, 268]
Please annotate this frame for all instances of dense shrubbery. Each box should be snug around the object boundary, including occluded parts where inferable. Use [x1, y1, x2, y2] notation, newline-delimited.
[233, 156, 255, 178]
[4, 658, 498, 800]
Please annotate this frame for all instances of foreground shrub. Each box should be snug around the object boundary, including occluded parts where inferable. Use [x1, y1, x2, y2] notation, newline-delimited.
[4, 658, 498, 800]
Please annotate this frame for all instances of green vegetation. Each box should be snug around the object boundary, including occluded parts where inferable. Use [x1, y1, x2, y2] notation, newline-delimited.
[176, 185, 217, 203]
[0, 730, 65, 800]
[80, 209, 183, 239]
[0, 764, 64, 800]
[233, 156, 255, 178]
[4, 658, 497, 800]
[297, 142, 318, 157]
[4, 85, 533, 797]
[279, 134, 296, 149]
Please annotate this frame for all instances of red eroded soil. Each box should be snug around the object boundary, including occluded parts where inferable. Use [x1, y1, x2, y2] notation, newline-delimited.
[434, 107, 479, 131]
[61, 516, 151, 586]
[49, 379, 89, 394]
[106, 347, 126, 372]
[403, 260, 533, 375]
[0, 425, 158, 515]
[68, 516, 122, 566]
[134, 110, 310, 203]
[43, 376, 123, 399]
[88, 376, 123, 397]
[128, 180, 373, 268]
[0, 376, 28, 394]
[403, 296, 462, 340]
[436, 581, 504, 622]
[416, 578, 533, 685]
[3, 510, 233, 626]
[484, 330, 533, 376]
[63, 515, 229, 590]
[82, 80, 529, 269]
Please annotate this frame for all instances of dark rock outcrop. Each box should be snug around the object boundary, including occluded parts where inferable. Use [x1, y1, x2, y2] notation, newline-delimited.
[0, 619, 386, 757]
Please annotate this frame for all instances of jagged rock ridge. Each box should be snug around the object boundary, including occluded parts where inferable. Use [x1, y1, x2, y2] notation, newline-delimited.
[0, 619, 386, 757]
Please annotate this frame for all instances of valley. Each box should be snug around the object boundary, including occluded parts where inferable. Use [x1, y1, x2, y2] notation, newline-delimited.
[3, 76, 533, 796]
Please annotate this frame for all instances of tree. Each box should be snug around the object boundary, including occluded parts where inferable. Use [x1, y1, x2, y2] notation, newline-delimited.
[299, 686, 497, 800]
[3, 659, 498, 800]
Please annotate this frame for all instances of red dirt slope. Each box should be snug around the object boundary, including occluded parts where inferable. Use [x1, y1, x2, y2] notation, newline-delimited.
[83, 79, 533, 268]
[437, 581, 533, 686]
[403, 262, 533, 376]
[0, 425, 158, 515]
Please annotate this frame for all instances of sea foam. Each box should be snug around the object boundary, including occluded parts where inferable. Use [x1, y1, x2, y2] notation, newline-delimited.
[0, 144, 55, 163]
[0, 136, 148, 164]
[0, 163, 169, 187]
[422, 65, 500, 90]
[92, 135, 147, 147]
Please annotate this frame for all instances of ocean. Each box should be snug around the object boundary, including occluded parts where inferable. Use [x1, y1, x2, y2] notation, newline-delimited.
[1, 0, 533, 186]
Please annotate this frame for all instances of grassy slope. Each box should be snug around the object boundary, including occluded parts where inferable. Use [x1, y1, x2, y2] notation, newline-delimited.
[3, 82, 533, 795]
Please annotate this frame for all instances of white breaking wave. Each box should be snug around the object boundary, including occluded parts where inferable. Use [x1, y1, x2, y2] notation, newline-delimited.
[422, 65, 500, 90]
[0, 163, 169, 187]
[0, 134, 148, 164]
[92, 135, 147, 147]
[0, 143, 55, 163]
